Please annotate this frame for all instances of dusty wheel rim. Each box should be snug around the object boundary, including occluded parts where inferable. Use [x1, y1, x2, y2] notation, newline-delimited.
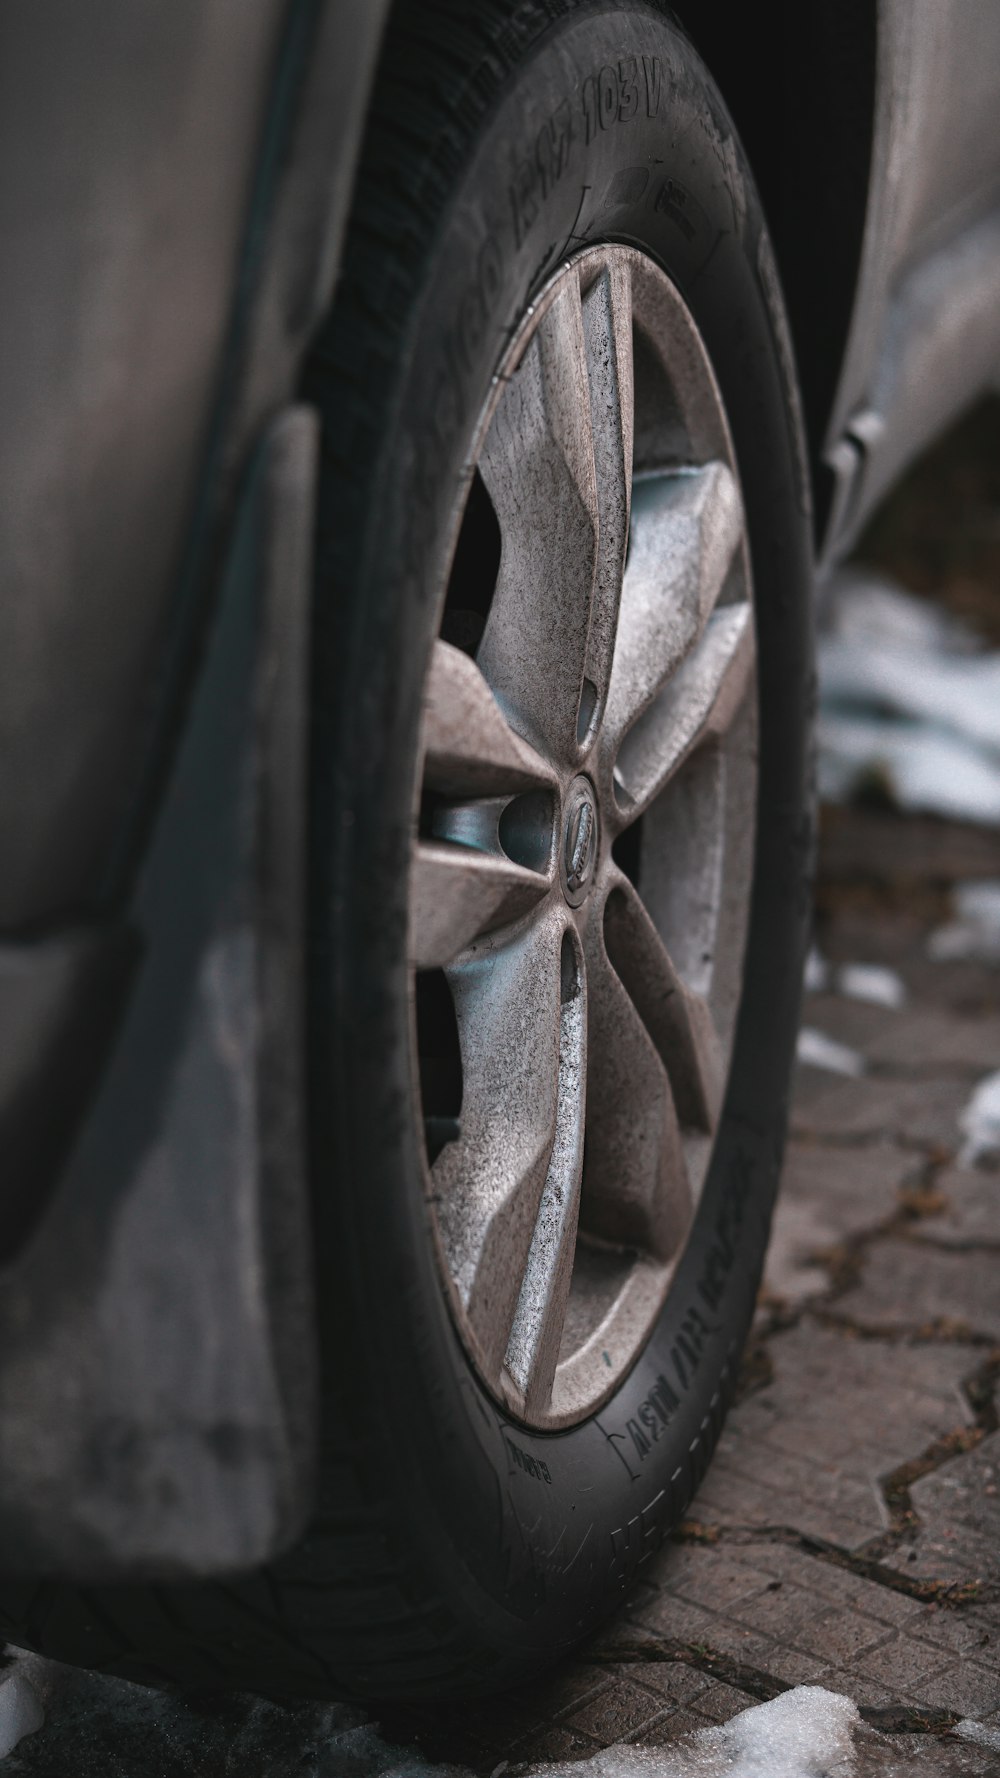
[409, 245, 757, 1430]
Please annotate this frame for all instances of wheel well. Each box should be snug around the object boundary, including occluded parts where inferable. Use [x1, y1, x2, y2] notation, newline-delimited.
[672, 0, 878, 536]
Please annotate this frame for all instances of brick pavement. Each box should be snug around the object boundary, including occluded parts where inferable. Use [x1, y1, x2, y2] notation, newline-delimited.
[382, 808, 1000, 1774]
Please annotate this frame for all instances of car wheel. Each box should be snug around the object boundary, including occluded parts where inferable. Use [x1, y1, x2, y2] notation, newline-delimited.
[0, 0, 813, 1700]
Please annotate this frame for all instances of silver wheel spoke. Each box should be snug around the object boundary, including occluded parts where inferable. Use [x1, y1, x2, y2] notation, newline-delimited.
[603, 870, 724, 1130]
[410, 842, 550, 969]
[603, 461, 743, 760]
[581, 898, 692, 1260]
[614, 601, 754, 818]
[423, 639, 556, 797]
[579, 259, 634, 738]
[478, 272, 610, 763]
[431, 906, 569, 1377]
[504, 939, 586, 1414]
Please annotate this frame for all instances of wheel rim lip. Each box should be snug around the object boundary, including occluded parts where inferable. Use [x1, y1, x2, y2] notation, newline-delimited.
[409, 243, 757, 1431]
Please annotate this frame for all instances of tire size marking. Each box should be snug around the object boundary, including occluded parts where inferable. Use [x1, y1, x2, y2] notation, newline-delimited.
[506, 1437, 552, 1483]
[582, 56, 662, 144]
[608, 1372, 680, 1478]
[510, 56, 664, 246]
[603, 1151, 757, 1481]
[510, 97, 573, 246]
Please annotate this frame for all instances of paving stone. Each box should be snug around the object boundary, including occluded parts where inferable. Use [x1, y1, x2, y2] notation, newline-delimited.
[690, 1321, 974, 1548]
[790, 1071, 970, 1148]
[819, 904, 940, 969]
[819, 1666, 903, 1709]
[614, 1661, 709, 1708]
[864, 1006, 1000, 1074]
[684, 1678, 755, 1723]
[799, 1570, 925, 1632]
[698, 1453, 876, 1552]
[905, 1604, 996, 1658]
[799, 992, 902, 1054]
[726, 1579, 827, 1643]
[623, 1589, 721, 1649]
[795, 988, 1000, 1078]
[911, 1162, 1000, 1245]
[638, 1705, 723, 1742]
[791, 1604, 893, 1666]
[817, 805, 1000, 890]
[857, 1633, 956, 1694]
[919, 1662, 1000, 1717]
[713, 1636, 829, 1689]
[837, 1236, 1000, 1338]
[648, 1545, 776, 1616]
[764, 1141, 914, 1306]
[903, 954, 1000, 1014]
[852, 1725, 1000, 1777]
[696, 1543, 934, 1649]
[884, 1430, 1000, 1591]
[560, 1677, 665, 1742]
[521, 1664, 610, 1725]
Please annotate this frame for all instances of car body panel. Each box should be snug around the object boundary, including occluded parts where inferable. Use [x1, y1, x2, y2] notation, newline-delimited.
[0, 408, 319, 1578]
[0, 0, 289, 929]
[821, 0, 1000, 560]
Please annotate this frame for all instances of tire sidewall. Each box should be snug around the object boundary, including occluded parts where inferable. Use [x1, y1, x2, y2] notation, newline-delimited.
[311, 0, 813, 1689]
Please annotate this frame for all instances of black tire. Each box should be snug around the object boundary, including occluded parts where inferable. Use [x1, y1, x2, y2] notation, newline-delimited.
[0, 0, 812, 1700]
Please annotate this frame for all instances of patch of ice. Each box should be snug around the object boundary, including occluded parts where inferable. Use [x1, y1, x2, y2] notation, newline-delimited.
[958, 1069, 1000, 1165]
[835, 962, 906, 1008]
[531, 1687, 860, 1778]
[797, 1027, 866, 1077]
[955, 1718, 1000, 1753]
[928, 879, 1000, 962]
[817, 570, 1000, 825]
[806, 951, 903, 1010]
[0, 1669, 44, 1759]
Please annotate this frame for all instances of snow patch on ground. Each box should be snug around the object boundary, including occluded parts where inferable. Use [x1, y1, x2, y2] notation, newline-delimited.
[818, 713, 1000, 825]
[797, 1027, 867, 1077]
[531, 1687, 860, 1777]
[836, 963, 906, 1008]
[958, 1069, 1000, 1165]
[0, 1670, 43, 1760]
[817, 570, 1000, 824]
[929, 880, 1000, 962]
[0, 1659, 866, 1778]
[804, 948, 905, 1009]
[955, 1717, 1000, 1753]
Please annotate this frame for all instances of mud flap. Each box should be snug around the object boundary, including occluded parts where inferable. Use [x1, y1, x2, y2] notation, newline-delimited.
[0, 409, 318, 1578]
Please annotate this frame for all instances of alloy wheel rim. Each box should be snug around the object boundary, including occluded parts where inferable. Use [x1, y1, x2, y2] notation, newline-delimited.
[409, 245, 757, 1429]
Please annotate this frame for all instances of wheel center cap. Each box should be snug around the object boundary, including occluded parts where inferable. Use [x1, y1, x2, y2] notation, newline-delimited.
[561, 778, 600, 907]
